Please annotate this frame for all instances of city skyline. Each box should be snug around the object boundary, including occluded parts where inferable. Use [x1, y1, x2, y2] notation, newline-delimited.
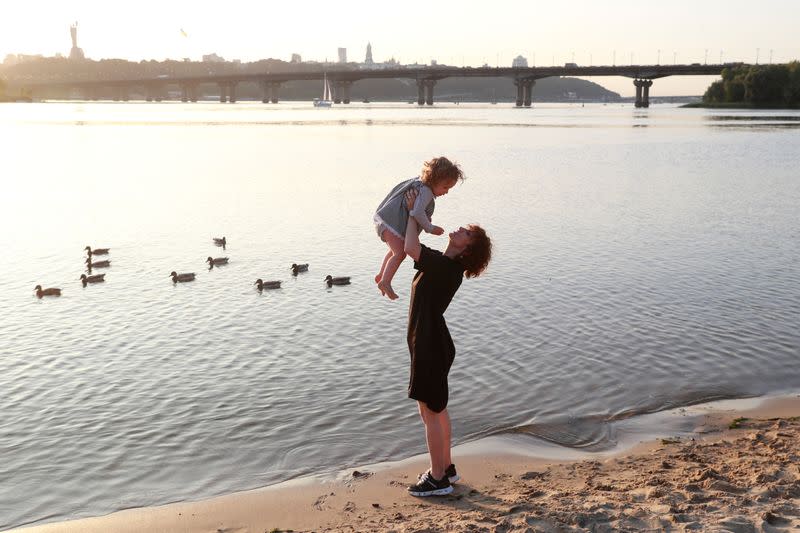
[2, 0, 799, 96]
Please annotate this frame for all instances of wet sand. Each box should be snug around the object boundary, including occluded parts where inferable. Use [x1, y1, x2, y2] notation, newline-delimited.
[12, 395, 800, 533]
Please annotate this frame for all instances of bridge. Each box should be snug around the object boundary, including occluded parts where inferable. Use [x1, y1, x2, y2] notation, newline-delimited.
[23, 63, 740, 108]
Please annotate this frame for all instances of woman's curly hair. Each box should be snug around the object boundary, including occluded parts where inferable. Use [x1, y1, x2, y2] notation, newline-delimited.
[459, 224, 492, 278]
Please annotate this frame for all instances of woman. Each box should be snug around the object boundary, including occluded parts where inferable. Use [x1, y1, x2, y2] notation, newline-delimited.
[402, 189, 492, 497]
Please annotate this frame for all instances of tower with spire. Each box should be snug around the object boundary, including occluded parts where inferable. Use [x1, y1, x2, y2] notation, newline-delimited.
[365, 42, 373, 65]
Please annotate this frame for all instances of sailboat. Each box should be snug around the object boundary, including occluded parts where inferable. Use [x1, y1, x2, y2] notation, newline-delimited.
[313, 73, 333, 108]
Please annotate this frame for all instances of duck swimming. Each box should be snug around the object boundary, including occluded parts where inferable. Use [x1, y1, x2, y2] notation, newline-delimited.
[86, 258, 111, 269]
[213, 237, 227, 247]
[206, 256, 229, 266]
[80, 273, 106, 285]
[85, 246, 110, 256]
[34, 285, 61, 297]
[291, 263, 309, 275]
[255, 279, 282, 290]
[324, 275, 351, 287]
[170, 271, 196, 283]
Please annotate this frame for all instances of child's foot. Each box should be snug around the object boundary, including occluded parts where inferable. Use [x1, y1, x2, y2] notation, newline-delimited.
[374, 273, 382, 284]
[377, 280, 398, 300]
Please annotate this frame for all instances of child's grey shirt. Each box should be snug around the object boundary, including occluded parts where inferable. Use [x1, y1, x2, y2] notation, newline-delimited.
[373, 177, 435, 240]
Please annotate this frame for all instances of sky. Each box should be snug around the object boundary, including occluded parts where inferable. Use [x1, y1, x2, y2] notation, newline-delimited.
[2, 0, 798, 96]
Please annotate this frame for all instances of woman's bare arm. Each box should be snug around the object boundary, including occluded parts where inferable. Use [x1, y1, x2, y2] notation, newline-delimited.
[404, 189, 421, 261]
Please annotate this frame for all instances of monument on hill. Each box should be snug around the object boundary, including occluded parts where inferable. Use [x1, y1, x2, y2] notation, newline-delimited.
[69, 22, 85, 60]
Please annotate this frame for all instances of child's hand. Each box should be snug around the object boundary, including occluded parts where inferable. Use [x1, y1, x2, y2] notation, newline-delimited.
[431, 226, 445, 236]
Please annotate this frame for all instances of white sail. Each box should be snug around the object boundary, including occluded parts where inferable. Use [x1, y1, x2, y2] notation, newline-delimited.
[314, 72, 333, 107]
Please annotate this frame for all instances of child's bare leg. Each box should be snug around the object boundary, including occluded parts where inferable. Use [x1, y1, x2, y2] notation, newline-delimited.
[375, 249, 392, 286]
[377, 231, 405, 300]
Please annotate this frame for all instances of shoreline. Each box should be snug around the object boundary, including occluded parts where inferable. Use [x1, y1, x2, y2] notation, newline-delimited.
[11, 392, 800, 532]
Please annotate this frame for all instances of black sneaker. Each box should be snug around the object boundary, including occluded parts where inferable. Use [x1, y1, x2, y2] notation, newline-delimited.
[445, 463, 460, 483]
[407, 471, 453, 497]
[417, 464, 460, 484]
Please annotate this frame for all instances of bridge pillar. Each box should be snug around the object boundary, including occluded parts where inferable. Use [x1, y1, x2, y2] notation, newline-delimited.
[260, 81, 271, 103]
[339, 81, 352, 104]
[634, 79, 644, 108]
[228, 82, 237, 103]
[260, 82, 282, 104]
[332, 81, 341, 104]
[424, 80, 436, 105]
[642, 80, 653, 108]
[181, 84, 189, 102]
[523, 80, 535, 107]
[514, 80, 524, 107]
[417, 81, 425, 105]
[113, 86, 129, 101]
[189, 84, 199, 102]
[218, 83, 228, 103]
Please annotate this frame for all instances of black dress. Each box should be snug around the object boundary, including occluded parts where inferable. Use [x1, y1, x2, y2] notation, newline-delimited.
[407, 244, 465, 413]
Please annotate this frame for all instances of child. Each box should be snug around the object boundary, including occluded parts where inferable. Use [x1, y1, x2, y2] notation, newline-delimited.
[373, 156, 464, 300]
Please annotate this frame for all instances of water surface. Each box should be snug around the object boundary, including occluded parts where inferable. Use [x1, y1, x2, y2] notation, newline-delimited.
[2, 102, 799, 529]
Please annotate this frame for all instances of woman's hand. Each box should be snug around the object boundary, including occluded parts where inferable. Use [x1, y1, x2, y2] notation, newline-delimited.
[405, 188, 418, 210]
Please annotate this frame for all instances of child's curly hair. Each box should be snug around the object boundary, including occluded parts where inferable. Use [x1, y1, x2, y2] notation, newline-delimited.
[420, 157, 464, 187]
[459, 224, 492, 278]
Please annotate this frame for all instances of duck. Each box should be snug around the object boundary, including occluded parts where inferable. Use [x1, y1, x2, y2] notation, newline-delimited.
[85, 246, 110, 256]
[291, 263, 309, 275]
[213, 236, 227, 247]
[86, 258, 111, 268]
[325, 275, 351, 287]
[80, 273, 106, 285]
[206, 256, 229, 266]
[170, 271, 196, 283]
[255, 278, 282, 290]
[34, 285, 61, 297]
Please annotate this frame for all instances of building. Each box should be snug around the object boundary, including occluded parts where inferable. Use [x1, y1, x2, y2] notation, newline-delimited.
[291, 53, 302, 63]
[338, 47, 347, 63]
[202, 53, 225, 63]
[365, 43, 373, 65]
[512, 55, 528, 67]
[8, 54, 45, 64]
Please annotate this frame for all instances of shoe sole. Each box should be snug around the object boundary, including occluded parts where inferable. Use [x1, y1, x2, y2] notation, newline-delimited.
[408, 486, 454, 497]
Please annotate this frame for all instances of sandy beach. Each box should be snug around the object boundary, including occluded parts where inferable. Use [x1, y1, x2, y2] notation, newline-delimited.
[11, 394, 800, 533]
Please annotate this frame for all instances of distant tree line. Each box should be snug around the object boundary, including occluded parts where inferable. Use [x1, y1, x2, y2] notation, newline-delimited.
[704, 62, 800, 106]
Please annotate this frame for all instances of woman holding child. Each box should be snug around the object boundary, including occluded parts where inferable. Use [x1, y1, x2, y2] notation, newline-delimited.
[373, 157, 492, 497]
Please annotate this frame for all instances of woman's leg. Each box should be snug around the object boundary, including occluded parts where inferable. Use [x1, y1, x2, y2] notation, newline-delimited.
[377, 230, 405, 300]
[417, 402, 448, 480]
[441, 408, 452, 469]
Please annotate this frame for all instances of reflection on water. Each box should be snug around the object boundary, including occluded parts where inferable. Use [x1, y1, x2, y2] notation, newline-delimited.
[705, 114, 800, 121]
[1, 102, 799, 529]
